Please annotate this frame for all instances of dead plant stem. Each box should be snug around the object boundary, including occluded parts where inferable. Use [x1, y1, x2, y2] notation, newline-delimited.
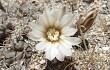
[77, 21, 95, 70]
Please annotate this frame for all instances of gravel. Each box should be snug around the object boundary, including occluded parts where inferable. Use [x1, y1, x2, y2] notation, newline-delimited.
[0, 0, 110, 70]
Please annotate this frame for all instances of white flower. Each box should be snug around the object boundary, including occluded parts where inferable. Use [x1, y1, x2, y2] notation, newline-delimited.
[28, 6, 81, 61]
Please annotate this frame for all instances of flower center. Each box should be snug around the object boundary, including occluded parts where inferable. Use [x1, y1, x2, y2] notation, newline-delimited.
[46, 28, 60, 42]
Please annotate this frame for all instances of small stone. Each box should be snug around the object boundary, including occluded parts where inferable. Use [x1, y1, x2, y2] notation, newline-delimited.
[102, 47, 110, 51]
[102, 5, 106, 8]
[106, 22, 110, 26]
[39, 60, 46, 64]
[35, 65, 40, 70]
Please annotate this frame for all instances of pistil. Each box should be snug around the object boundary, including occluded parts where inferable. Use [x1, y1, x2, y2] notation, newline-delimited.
[46, 28, 60, 42]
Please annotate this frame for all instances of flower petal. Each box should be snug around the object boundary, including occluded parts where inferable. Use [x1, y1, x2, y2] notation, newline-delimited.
[62, 27, 77, 36]
[54, 20, 60, 28]
[28, 33, 45, 41]
[57, 6, 66, 22]
[51, 9, 58, 21]
[28, 20, 37, 28]
[45, 8, 55, 26]
[60, 14, 74, 28]
[61, 26, 70, 32]
[29, 22, 45, 32]
[60, 40, 72, 49]
[45, 43, 58, 60]
[54, 6, 67, 28]
[58, 44, 72, 56]
[39, 14, 48, 27]
[45, 42, 52, 51]
[45, 49, 51, 60]
[28, 35, 39, 41]
[56, 49, 64, 61]
[28, 30, 44, 38]
[65, 37, 81, 45]
[50, 44, 58, 60]
[35, 41, 47, 50]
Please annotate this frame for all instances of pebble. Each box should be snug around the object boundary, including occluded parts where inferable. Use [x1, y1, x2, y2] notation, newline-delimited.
[102, 47, 110, 51]
[39, 60, 46, 64]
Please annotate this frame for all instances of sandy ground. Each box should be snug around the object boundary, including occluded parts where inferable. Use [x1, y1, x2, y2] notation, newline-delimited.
[0, 0, 110, 70]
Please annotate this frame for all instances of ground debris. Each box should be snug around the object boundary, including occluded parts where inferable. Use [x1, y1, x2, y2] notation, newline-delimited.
[0, 0, 110, 70]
